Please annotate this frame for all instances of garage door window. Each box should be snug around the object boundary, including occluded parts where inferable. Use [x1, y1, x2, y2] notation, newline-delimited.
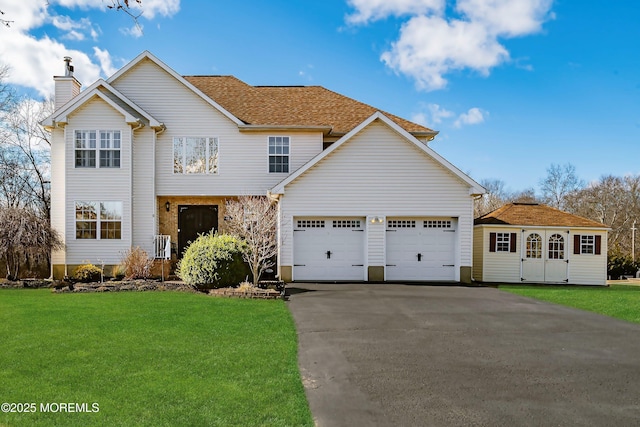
[388, 220, 416, 228]
[333, 220, 361, 228]
[424, 220, 452, 228]
[297, 220, 325, 228]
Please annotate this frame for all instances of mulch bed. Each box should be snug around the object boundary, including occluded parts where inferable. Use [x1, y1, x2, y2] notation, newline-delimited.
[1, 279, 286, 299]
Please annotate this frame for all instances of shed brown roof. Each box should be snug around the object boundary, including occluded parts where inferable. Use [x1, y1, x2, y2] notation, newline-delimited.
[183, 75, 434, 137]
[474, 203, 607, 228]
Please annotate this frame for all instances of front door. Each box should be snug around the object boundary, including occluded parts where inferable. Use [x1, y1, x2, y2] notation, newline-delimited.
[178, 205, 218, 258]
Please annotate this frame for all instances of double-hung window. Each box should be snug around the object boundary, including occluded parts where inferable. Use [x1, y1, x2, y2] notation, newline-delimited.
[173, 137, 218, 174]
[268, 136, 289, 173]
[99, 131, 121, 168]
[75, 201, 122, 240]
[75, 130, 121, 168]
[75, 131, 97, 167]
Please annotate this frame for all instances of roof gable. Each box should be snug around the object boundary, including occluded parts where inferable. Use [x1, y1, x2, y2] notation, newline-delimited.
[474, 203, 608, 228]
[41, 79, 161, 129]
[270, 112, 484, 195]
[107, 51, 244, 127]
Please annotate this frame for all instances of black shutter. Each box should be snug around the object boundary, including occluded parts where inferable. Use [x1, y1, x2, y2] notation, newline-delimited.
[510, 233, 517, 253]
[595, 235, 602, 255]
[574, 235, 581, 255]
[489, 232, 496, 252]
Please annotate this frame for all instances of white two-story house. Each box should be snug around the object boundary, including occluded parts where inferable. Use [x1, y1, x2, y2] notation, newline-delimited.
[43, 51, 485, 283]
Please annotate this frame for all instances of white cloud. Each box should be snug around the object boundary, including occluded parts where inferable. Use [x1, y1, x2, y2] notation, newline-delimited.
[346, 0, 444, 24]
[412, 103, 453, 126]
[382, 16, 508, 90]
[0, 32, 102, 97]
[93, 47, 118, 77]
[120, 24, 144, 38]
[52, 0, 180, 19]
[348, 0, 554, 90]
[454, 107, 487, 127]
[0, 0, 180, 97]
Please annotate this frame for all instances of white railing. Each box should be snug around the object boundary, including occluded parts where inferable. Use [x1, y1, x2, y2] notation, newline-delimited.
[154, 235, 171, 260]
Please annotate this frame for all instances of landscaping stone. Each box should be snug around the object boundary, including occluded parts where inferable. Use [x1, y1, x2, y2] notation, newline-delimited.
[209, 287, 281, 299]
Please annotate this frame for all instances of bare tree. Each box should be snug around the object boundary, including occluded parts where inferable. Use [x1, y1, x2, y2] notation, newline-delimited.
[0, 206, 63, 280]
[224, 196, 278, 285]
[0, 97, 53, 216]
[565, 174, 639, 255]
[475, 178, 508, 217]
[540, 163, 584, 210]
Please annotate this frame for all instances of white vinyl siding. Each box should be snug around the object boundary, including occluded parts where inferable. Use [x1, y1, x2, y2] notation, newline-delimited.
[110, 58, 323, 195]
[64, 97, 131, 264]
[479, 228, 521, 283]
[51, 127, 66, 264]
[131, 127, 155, 256]
[278, 120, 474, 280]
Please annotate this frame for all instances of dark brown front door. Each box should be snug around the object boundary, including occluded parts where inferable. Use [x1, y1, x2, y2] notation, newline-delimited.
[178, 205, 218, 257]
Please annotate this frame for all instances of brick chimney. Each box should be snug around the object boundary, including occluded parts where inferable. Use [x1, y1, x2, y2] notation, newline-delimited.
[53, 57, 81, 110]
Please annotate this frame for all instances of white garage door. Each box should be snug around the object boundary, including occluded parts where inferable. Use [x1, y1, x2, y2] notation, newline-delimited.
[386, 218, 457, 281]
[293, 217, 365, 281]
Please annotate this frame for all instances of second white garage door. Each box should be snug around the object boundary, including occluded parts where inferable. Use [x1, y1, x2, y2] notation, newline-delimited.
[386, 218, 457, 281]
[293, 217, 366, 281]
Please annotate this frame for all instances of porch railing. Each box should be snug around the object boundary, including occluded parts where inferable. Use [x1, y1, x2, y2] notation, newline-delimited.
[154, 235, 171, 260]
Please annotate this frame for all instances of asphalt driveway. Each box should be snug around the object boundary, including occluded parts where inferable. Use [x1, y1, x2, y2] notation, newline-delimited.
[287, 284, 640, 426]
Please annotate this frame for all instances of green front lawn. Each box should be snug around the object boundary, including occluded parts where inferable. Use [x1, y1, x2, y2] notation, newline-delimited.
[500, 284, 640, 324]
[0, 289, 312, 426]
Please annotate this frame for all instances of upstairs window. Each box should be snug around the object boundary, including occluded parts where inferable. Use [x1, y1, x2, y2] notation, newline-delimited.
[173, 137, 218, 174]
[268, 136, 289, 173]
[75, 130, 120, 168]
[75, 131, 96, 167]
[99, 131, 121, 168]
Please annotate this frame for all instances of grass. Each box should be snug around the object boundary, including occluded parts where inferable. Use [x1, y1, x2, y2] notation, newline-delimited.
[500, 284, 640, 324]
[0, 289, 313, 426]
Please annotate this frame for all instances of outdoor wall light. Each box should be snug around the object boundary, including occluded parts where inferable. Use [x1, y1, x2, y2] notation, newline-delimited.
[165, 201, 171, 212]
[370, 216, 383, 224]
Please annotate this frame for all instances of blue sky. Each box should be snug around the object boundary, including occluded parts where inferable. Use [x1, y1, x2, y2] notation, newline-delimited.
[2, 0, 639, 192]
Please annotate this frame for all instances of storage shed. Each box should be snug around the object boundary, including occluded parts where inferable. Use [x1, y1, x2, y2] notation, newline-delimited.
[473, 203, 609, 285]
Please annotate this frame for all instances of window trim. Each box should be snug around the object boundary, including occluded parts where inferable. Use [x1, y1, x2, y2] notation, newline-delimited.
[268, 136, 290, 173]
[74, 130, 121, 169]
[75, 201, 123, 240]
[489, 232, 517, 253]
[573, 234, 602, 255]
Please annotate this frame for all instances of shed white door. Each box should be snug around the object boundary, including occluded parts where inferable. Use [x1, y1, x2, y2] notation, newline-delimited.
[386, 218, 457, 281]
[521, 230, 568, 283]
[521, 231, 545, 282]
[293, 218, 365, 281]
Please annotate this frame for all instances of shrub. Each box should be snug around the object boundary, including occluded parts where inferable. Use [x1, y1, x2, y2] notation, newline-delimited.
[608, 251, 639, 279]
[74, 263, 102, 283]
[120, 247, 154, 279]
[177, 232, 249, 289]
